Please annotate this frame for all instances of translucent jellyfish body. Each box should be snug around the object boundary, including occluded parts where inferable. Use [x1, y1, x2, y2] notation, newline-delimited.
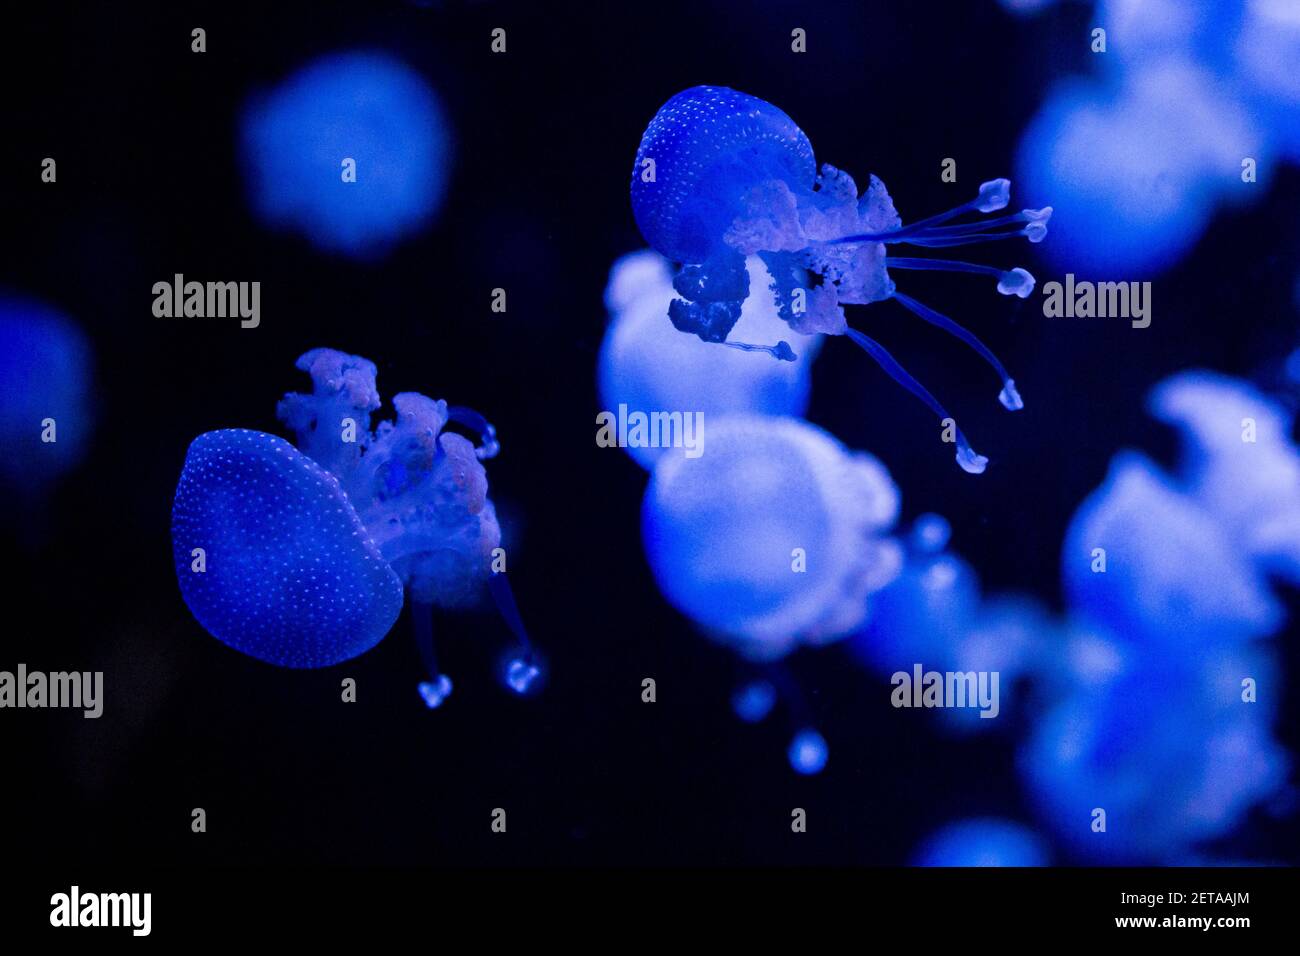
[1149, 370, 1300, 584]
[631, 86, 1052, 473]
[1016, 63, 1264, 276]
[240, 51, 451, 258]
[1020, 628, 1286, 863]
[642, 415, 901, 660]
[853, 513, 1050, 734]
[642, 414, 901, 772]
[0, 295, 94, 497]
[172, 349, 538, 703]
[1062, 451, 1282, 649]
[911, 818, 1049, 867]
[599, 250, 822, 469]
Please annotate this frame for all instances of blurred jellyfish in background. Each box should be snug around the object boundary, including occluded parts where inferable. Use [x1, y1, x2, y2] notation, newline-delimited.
[240, 51, 451, 258]
[1020, 369, 1297, 863]
[641, 414, 903, 771]
[912, 817, 1050, 866]
[631, 85, 1051, 473]
[851, 513, 1052, 734]
[599, 250, 822, 470]
[0, 294, 94, 503]
[1015, 0, 1300, 276]
[172, 349, 539, 706]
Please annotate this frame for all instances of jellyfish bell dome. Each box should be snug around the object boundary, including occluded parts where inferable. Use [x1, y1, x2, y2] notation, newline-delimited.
[641, 414, 902, 659]
[631, 85, 817, 265]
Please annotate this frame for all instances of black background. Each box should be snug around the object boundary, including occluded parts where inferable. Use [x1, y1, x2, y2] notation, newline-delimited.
[1, 0, 1297, 866]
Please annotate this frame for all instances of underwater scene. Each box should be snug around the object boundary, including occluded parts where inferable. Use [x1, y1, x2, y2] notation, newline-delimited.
[2, 0, 1298, 932]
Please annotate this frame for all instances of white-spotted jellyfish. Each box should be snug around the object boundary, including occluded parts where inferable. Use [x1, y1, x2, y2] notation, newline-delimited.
[171, 348, 540, 705]
[641, 413, 903, 772]
[631, 86, 1052, 473]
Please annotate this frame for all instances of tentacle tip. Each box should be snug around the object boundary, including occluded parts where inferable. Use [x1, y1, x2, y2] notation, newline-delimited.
[976, 178, 1011, 213]
[788, 729, 828, 775]
[731, 680, 777, 723]
[504, 656, 542, 695]
[1024, 206, 1052, 243]
[998, 379, 1024, 411]
[418, 675, 454, 709]
[997, 267, 1035, 298]
[773, 340, 797, 362]
[956, 445, 989, 474]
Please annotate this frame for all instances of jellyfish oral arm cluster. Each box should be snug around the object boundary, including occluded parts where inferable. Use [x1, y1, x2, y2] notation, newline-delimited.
[630, 86, 1052, 472]
[171, 348, 540, 702]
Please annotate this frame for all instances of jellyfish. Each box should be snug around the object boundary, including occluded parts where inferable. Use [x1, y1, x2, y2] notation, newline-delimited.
[1062, 451, 1282, 650]
[911, 818, 1049, 867]
[240, 51, 451, 258]
[1149, 370, 1300, 584]
[1020, 625, 1287, 863]
[171, 348, 538, 705]
[0, 294, 94, 500]
[852, 513, 1051, 733]
[630, 86, 1052, 473]
[599, 250, 822, 469]
[1023, 372, 1295, 862]
[1016, 63, 1264, 276]
[642, 413, 902, 770]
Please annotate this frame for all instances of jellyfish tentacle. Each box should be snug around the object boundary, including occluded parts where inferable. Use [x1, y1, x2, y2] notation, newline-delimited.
[411, 598, 453, 709]
[446, 405, 500, 460]
[721, 339, 797, 361]
[885, 256, 1036, 298]
[488, 572, 542, 694]
[844, 327, 988, 474]
[891, 291, 1024, 412]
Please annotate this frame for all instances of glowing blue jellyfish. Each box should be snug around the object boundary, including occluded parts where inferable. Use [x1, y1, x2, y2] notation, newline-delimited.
[642, 413, 902, 771]
[912, 818, 1049, 867]
[599, 250, 822, 469]
[1024, 371, 1295, 862]
[1062, 452, 1281, 649]
[852, 513, 1051, 733]
[1017, 64, 1263, 276]
[240, 51, 451, 258]
[1021, 627, 1286, 863]
[631, 86, 1052, 472]
[172, 349, 538, 704]
[0, 295, 94, 497]
[1149, 370, 1300, 585]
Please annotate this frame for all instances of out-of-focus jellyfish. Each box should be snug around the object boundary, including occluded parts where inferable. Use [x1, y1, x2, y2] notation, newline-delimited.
[240, 51, 451, 258]
[1062, 451, 1282, 649]
[852, 513, 1050, 733]
[0, 295, 94, 498]
[599, 250, 822, 470]
[171, 349, 539, 705]
[1016, 64, 1264, 276]
[642, 413, 902, 771]
[1024, 369, 1295, 862]
[911, 818, 1050, 867]
[1013, 0, 1300, 276]
[1149, 370, 1300, 584]
[1021, 626, 1286, 863]
[631, 86, 1052, 473]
